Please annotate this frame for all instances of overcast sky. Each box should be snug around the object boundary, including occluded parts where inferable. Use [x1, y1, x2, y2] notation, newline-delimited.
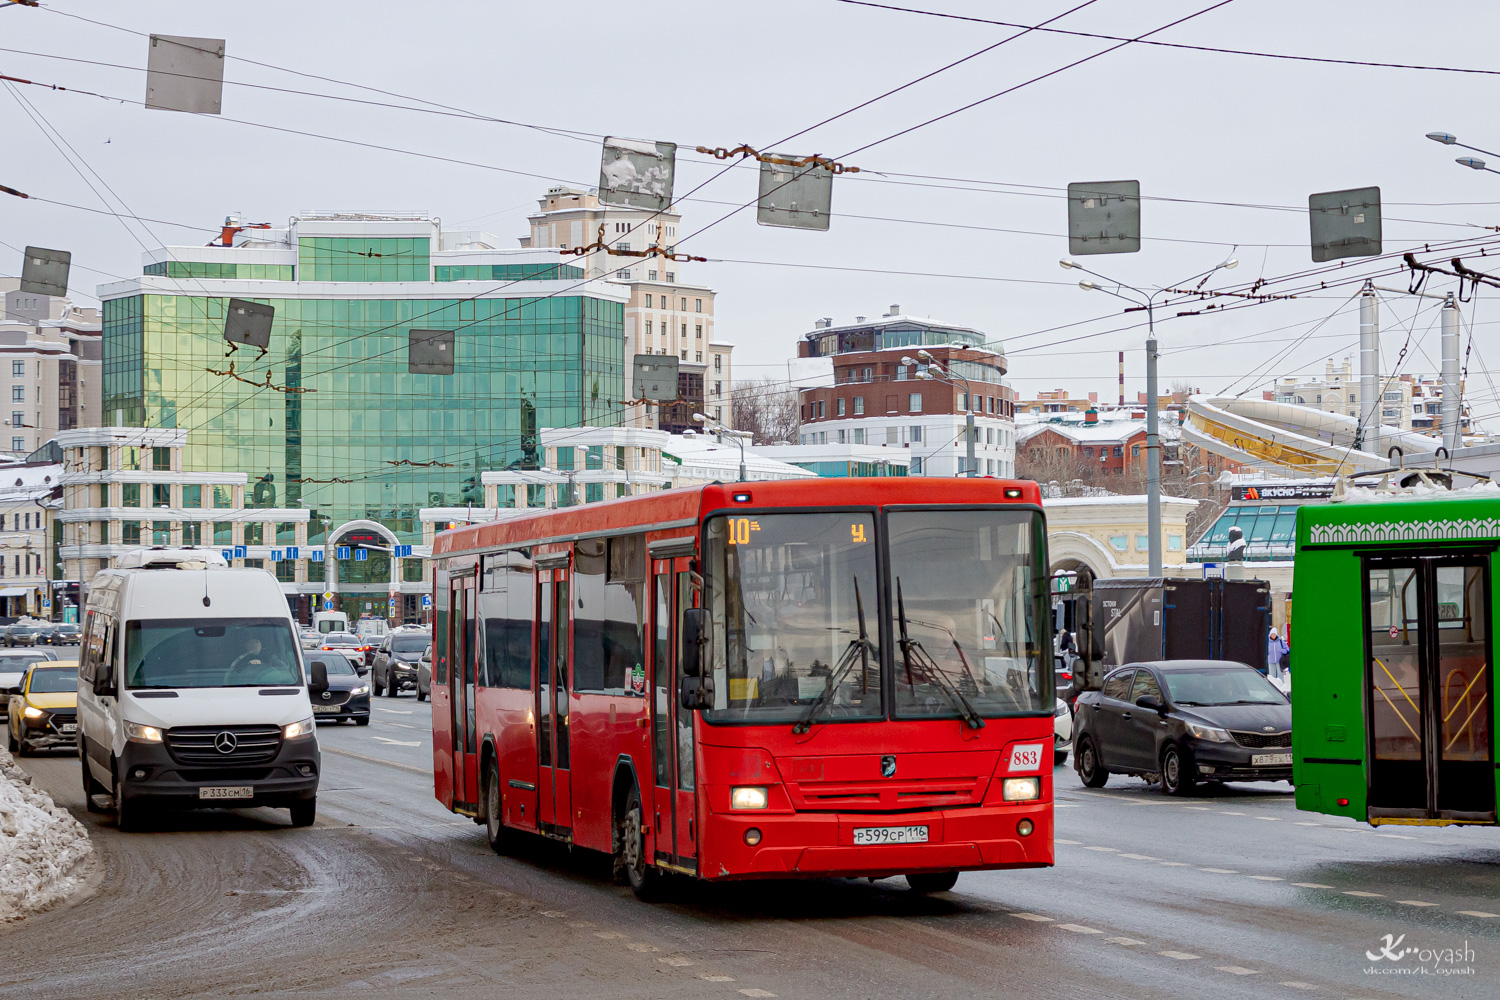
[5, 1, 1500, 420]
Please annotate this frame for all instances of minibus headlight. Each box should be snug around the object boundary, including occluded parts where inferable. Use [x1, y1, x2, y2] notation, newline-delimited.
[284, 718, 315, 739]
[124, 721, 164, 743]
[1002, 777, 1041, 802]
[731, 786, 768, 810]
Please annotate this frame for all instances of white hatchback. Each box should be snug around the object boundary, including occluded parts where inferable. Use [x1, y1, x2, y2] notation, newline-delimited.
[1053, 698, 1073, 767]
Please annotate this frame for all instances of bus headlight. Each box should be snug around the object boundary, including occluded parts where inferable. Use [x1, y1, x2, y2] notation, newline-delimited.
[284, 718, 315, 739]
[124, 721, 164, 742]
[1002, 777, 1041, 802]
[731, 786, 768, 810]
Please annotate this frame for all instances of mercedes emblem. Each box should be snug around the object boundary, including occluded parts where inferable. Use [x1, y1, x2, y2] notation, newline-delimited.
[880, 755, 897, 778]
[213, 731, 238, 754]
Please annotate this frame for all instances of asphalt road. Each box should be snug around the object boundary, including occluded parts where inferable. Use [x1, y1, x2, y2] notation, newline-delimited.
[3, 694, 1497, 1000]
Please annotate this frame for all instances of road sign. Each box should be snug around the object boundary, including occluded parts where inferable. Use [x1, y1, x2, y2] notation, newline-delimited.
[757, 156, 834, 231]
[145, 34, 225, 115]
[355, 548, 368, 562]
[1067, 180, 1141, 255]
[599, 136, 676, 211]
[336, 546, 350, 559]
[394, 544, 412, 557]
[271, 549, 283, 562]
[41, 597, 50, 609]
[323, 600, 334, 611]
[323, 591, 333, 600]
[421, 595, 432, 608]
[1309, 186, 1381, 262]
[1202, 563, 1224, 580]
[222, 549, 233, 561]
[632, 354, 679, 401]
[287, 546, 299, 559]
[409, 329, 455, 375]
[310, 549, 324, 562]
[20, 246, 71, 297]
[233, 545, 247, 558]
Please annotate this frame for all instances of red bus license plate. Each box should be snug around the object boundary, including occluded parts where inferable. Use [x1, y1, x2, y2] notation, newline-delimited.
[853, 825, 929, 846]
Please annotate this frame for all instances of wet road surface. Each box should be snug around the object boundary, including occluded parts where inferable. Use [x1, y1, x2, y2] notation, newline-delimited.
[3, 695, 1497, 999]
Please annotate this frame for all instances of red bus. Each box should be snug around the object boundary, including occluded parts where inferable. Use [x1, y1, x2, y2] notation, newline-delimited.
[430, 478, 1055, 897]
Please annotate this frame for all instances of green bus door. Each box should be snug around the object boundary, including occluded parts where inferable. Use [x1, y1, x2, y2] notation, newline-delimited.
[1366, 556, 1495, 824]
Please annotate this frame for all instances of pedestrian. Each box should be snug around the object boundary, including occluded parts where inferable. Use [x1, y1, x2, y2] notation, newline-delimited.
[1057, 626, 1075, 655]
[1267, 627, 1289, 680]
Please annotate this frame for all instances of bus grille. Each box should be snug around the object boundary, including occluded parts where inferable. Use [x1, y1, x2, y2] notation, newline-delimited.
[165, 725, 283, 765]
[1230, 730, 1291, 749]
[789, 777, 985, 812]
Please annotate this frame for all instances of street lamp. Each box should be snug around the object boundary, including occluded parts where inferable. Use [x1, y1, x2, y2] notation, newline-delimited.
[905, 350, 978, 477]
[1426, 132, 1500, 175]
[1061, 255, 1238, 576]
[693, 411, 748, 482]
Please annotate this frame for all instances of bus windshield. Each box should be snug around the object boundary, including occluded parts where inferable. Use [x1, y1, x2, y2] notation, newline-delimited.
[887, 509, 1051, 720]
[704, 511, 882, 724]
[125, 618, 301, 688]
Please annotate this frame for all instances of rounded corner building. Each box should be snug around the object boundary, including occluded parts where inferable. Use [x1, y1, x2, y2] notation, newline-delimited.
[98, 211, 627, 620]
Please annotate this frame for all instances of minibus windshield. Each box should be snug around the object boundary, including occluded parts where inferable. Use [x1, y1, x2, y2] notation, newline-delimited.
[125, 618, 301, 688]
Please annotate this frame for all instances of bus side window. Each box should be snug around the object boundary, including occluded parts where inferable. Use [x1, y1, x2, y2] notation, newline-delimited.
[434, 571, 450, 684]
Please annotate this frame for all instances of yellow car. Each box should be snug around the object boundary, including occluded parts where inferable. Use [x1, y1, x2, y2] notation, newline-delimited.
[6, 660, 79, 756]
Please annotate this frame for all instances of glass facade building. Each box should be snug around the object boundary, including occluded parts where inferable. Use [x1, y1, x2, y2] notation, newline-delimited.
[99, 216, 629, 556]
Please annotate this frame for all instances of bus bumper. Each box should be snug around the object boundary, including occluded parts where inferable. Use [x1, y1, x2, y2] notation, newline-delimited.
[699, 803, 1054, 880]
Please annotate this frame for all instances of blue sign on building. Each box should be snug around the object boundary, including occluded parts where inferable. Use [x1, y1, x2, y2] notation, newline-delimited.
[222, 550, 233, 561]
[233, 545, 247, 558]
[421, 595, 432, 608]
[271, 549, 283, 562]
[287, 546, 299, 560]
[310, 550, 324, 562]
[323, 600, 334, 610]
[336, 546, 351, 559]
[355, 548, 368, 562]
[394, 544, 412, 557]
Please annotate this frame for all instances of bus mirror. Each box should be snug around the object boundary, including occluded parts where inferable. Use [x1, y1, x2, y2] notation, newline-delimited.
[309, 659, 329, 694]
[681, 607, 707, 677]
[680, 675, 714, 710]
[92, 662, 115, 698]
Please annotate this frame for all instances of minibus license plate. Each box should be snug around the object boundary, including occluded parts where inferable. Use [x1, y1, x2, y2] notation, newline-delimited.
[853, 825, 928, 845]
[199, 786, 254, 800]
[1252, 753, 1293, 766]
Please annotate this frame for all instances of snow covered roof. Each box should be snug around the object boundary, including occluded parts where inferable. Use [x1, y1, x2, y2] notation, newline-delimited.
[663, 433, 815, 483]
[1335, 479, 1500, 505]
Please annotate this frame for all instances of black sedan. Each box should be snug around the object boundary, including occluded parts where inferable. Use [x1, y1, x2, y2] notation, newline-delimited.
[1072, 659, 1293, 796]
[306, 650, 371, 725]
[48, 623, 81, 645]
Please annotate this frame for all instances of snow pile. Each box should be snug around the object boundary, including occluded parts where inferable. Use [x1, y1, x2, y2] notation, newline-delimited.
[1339, 479, 1500, 505]
[0, 746, 93, 922]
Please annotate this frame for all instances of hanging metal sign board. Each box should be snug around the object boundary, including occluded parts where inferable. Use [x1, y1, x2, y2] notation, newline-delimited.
[599, 137, 676, 212]
[145, 34, 226, 114]
[1067, 180, 1141, 255]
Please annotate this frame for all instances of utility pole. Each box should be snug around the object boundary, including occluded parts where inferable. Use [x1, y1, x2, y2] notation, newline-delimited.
[1359, 281, 1381, 458]
[1441, 290, 1461, 454]
[1145, 323, 1161, 578]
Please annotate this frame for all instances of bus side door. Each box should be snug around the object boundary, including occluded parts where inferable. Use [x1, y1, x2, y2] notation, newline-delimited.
[535, 564, 573, 835]
[650, 556, 698, 873]
[448, 571, 480, 811]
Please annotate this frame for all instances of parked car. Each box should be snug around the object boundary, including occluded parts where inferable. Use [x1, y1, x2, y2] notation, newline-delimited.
[0, 650, 60, 719]
[305, 650, 370, 725]
[7, 660, 80, 756]
[1053, 697, 1073, 767]
[318, 631, 372, 672]
[371, 631, 431, 697]
[49, 623, 81, 645]
[1072, 660, 1293, 796]
[5, 622, 42, 647]
[416, 643, 431, 702]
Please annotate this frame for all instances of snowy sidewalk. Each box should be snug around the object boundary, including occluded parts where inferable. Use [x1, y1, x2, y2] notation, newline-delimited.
[0, 747, 93, 922]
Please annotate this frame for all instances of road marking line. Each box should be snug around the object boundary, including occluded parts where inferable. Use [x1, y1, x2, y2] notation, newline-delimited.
[738, 990, 777, 998]
[1157, 861, 1189, 866]
[699, 974, 735, 982]
[1183, 806, 1211, 811]
[1254, 816, 1280, 821]
[1082, 846, 1118, 852]
[1217, 966, 1261, 975]
[1055, 924, 1102, 934]
[1200, 868, 1239, 874]
[1158, 951, 1200, 960]
[1459, 910, 1498, 918]
[1397, 900, 1438, 907]
[371, 736, 422, 746]
[1011, 913, 1053, 922]
[1245, 875, 1283, 881]
[540, 910, 566, 917]
[1055, 838, 1082, 845]
[594, 931, 627, 939]
[626, 942, 658, 952]
[1054, 803, 1080, 808]
[375, 708, 413, 715]
[1119, 853, 1159, 860]
[659, 956, 694, 967]
[1219, 810, 1246, 816]
[382, 722, 421, 730]
[1279, 982, 1318, 991]
[1376, 833, 1416, 840]
[1105, 937, 1145, 946]
[1343, 891, 1384, 897]
[1292, 883, 1334, 889]
[1293, 821, 1324, 826]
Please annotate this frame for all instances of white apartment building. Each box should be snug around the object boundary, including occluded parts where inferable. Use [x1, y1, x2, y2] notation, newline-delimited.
[1274, 357, 1471, 439]
[518, 186, 733, 430]
[0, 463, 61, 617]
[1, 278, 103, 457]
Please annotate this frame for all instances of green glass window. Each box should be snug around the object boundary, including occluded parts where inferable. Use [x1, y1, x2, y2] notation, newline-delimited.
[183, 522, 202, 546]
[297, 237, 431, 282]
[212, 486, 233, 509]
[244, 523, 264, 546]
[433, 263, 583, 281]
[243, 558, 263, 570]
[151, 446, 171, 471]
[151, 484, 171, 508]
[495, 485, 516, 508]
[307, 559, 325, 583]
[96, 483, 109, 507]
[276, 522, 297, 544]
[404, 559, 424, 582]
[276, 561, 296, 583]
[585, 445, 603, 471]
[123, 447, 140, 471]
[615, 483, 629, 498]
[122, 483, 141, 508]
[182, 484, 202, 508]
[152, 521, 171, 545]
[123, 522, 141, 545]
[145, 260, 294, 280]
[527, 484, 547, 508]
[556, 447, 575, 471]
[585, 482, 603, 503]
[214, 522, 233, 544]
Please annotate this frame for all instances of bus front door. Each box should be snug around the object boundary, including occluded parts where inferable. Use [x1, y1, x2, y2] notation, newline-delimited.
[535, 565, 573, 835]
[448, 572, 479, 811]
[651, 557, 698, 874]
[1366, 555, 1495, 823]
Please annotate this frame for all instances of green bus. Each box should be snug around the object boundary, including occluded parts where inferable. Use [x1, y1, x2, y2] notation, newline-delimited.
[1294, 488, 1496, 827]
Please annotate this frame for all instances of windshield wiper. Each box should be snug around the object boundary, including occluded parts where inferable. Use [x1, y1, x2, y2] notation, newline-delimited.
[793, 577, 877, 734]
[896, 580, 985, 729]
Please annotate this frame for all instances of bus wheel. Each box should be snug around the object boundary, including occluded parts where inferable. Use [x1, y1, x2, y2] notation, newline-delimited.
[483, 761, 513, 854]
[619, 786, 662, 901]
[906, 871, 959, 893]
[1075, 737, 1107, 788]
[1160, 744, 1195, 797]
